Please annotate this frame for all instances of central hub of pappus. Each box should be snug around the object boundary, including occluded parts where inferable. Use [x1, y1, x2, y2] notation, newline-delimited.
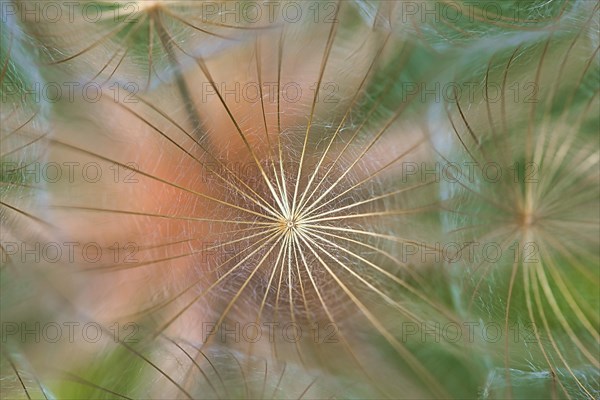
[280, 213, 302, 234]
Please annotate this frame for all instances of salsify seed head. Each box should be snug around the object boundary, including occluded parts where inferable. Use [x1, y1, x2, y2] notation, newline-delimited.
[2, 1, 599, 399]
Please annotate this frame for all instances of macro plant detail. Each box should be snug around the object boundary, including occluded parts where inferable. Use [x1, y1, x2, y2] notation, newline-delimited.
[19, 0, 274, 90]
[432, 11, 600, 397]
[0, 1, 598, 399]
